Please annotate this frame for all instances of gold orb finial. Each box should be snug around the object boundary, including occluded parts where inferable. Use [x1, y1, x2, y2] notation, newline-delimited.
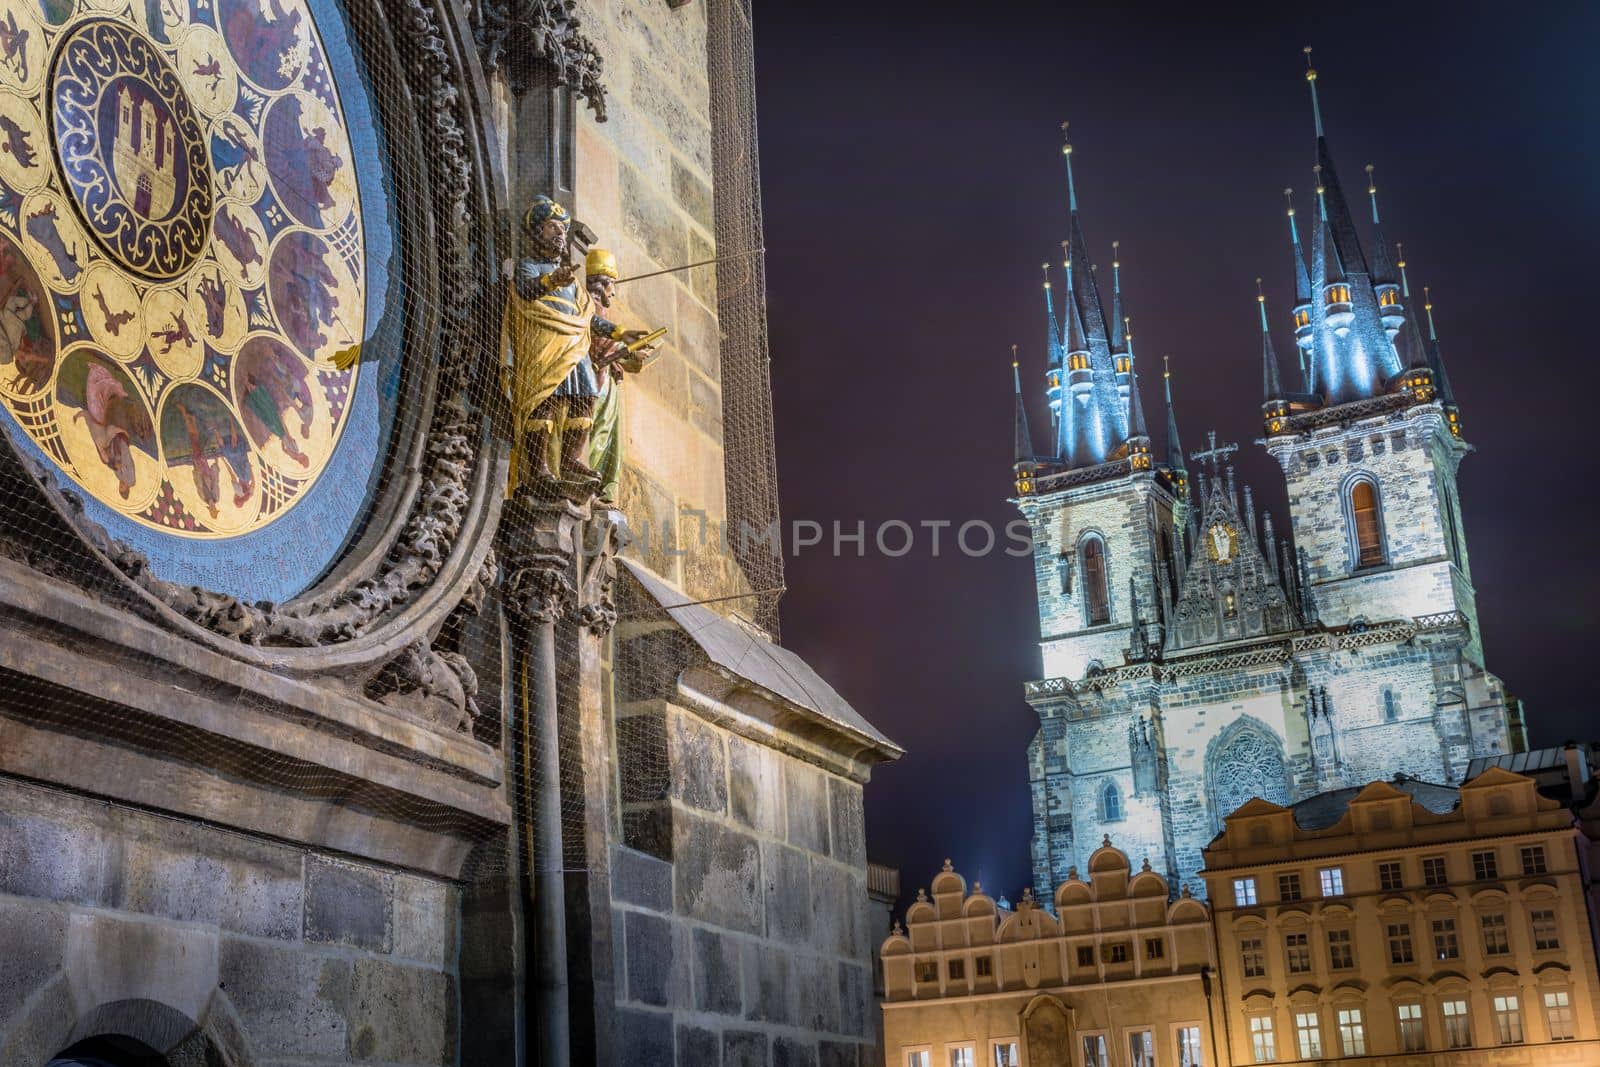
[1303, 46, 1316, 80]
[1396, 241, 1406, 269]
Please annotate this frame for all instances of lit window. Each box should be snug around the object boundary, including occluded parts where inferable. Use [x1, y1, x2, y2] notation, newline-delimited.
[1545, 991, 1575, 1041]
[1531, 909, 1560, 951]
[1386, 922, 1414, 964]
[1442, 999, 1472, 1048]
[1277, 872, 1302, 901]
[949, 1047, 975, 1067]
[1521, 845, 1547, 874]
[1494, 995, 1523, 1044]
[1240, 937, 1266, 978]
[1100, 780, 1122, 822]
[1378, 861, 1403, 891]
[975, 956, 992, 979]
[1398, 1004, 1426, 1052]
[1176, 1025, 1203, 1067]
[1432, 918, 1459, 960]
[1481, 913, 1510, 955]
[1145, 937, 1165, 961]
[1082, 536, 1110, 626]
[993, 1041, 1020, 1067]
[1318, 867, 1344, 896]
[1082, 1034, 1109, 1067]
[948, 959, 965, 981]
[1105, 942, 1129, 964]
[1233, 878, 1258, 907]
[907, 1052, 931, 1067]
[1077, 946, 1095, 967]
[1294, 1012, 1322, 1059]
[1349, 480, 1384, 568]
[1422, 856, 1447, 886]
[1337, 1008, 1367, 1056]
[1285, 933, 1311, 974]
[1472, 850, 1498, 880]
[1327, 929, 1353, 970]
[1249, 1015, 1276, 1063]
[1128, 1030, 1154, 1067]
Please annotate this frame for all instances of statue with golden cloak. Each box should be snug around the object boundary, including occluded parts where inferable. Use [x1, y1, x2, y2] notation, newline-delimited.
[583, 247, 653, 505]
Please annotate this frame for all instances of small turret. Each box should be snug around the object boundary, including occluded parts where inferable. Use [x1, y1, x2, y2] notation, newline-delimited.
[1042, 262, 1064, 433]
[1111, 242, 1132, 404]
[1014, 344, 1038, 494]
[1163, 355, 1188, 498]
[1366, 164, 1403, 334]
[1315, 167, 1354, 334]
[1259, 279, 1290, 435]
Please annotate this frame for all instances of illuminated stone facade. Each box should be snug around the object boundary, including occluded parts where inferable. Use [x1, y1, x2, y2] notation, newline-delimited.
[1202, 769, 1600, 1063]
[1015, 74, 1521, 904]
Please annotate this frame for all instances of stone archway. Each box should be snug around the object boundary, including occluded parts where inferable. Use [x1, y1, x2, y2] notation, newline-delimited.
[1205, 716, 1292, 830]
[1, 993, 252, 1067]
[48, 1034, 168, 1066]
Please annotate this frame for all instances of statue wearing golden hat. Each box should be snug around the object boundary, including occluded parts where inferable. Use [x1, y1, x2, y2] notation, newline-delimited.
[500, 196, 655, 496]
[583, 247, 657, 504]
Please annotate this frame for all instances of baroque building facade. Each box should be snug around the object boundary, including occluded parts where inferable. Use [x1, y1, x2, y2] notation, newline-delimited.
[1013, 63, 1522, 903]
[0, 2, 898, 1066]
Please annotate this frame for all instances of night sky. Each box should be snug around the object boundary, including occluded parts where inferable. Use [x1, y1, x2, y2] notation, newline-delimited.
[752, 1, 1599, 911]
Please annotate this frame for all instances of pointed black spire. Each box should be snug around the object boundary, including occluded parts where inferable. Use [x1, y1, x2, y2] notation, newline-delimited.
[1304, 49, 1369, 277]
[1163, 356, 1186, 478]
[1110, 242, 1127, 353]
[1313, 165, 1347, 285]
[1396, 244, 1431, 370]
[1258, 278, 1285, 400]
[1129, 357, 1149, 439]
[1422, 286, 1458, 409]
[1013, 345, 1035, 463]
[1285, 187, 1313, 306]
[1365, 164, 1395, 282]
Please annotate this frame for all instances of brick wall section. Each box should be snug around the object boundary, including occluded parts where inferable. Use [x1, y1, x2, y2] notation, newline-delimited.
[0, 777, 459, 1065]
[611, 702, 877, 1067]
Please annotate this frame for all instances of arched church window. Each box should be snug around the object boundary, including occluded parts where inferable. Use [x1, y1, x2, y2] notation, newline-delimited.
[1100, 780, 1123, 822]
[1208, 725, 1291, 830]
[1383, 689, 1398, 723]
[1082, 536, 1110, 625]
[1348, 479, 1386, 569]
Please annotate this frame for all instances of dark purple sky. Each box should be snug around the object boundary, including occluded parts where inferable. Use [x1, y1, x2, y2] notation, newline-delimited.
[753, 1, 1599, 908]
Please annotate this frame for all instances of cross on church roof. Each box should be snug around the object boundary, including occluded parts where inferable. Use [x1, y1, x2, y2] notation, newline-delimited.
[1190, 430, 1239, 472]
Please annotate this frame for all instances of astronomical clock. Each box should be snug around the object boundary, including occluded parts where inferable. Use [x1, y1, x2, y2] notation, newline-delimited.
[0, 0, 396, 603]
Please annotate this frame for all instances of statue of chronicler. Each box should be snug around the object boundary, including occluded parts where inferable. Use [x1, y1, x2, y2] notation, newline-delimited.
[501, 196, 654, 496]
[583, 247, 654, 504]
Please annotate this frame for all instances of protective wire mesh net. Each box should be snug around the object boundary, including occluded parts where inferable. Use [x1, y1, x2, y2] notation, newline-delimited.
[0, 0, 781, 893]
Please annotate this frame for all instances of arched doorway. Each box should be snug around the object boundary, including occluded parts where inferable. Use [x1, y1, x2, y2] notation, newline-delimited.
[47, 1035, 168, 1066]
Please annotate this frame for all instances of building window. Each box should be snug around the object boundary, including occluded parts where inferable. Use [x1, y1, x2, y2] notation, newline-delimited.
[976, 956, 992, 979]
[1481, 913, 1510, 955]
[1378, 861, 1404, 891]
[1318, 867, 1344, 896]
[1105, 942, 1130, 964]
[1100, 780, 1123, 822]
[1277, 872, 1301, 901]
[1176, 1025, 1203, 1067]
[1471, 850, 1498, 880]
[1285, 933, 1311, 974]
[1248, 1016, 1276, 1063]
[1077, 946, 1096, 968]
[1530, 909, 1560, 950]
[1444, 492, 1463, 566]
[1234, 878, 1258, 906]
[1422, 855, 1448, 886]
[907, 1053, 931, 1067]
[1082, 1034, 1109, 1067]
[1337, 1008, 1367, 1056]
[1545, 991, 1575, 1041]
[1327, 929, 1353, 970]
[1145, 937, 1165, 961]
[1382, 689, 1398, 722]
[948, 959, 965, 981]
[992, 1041, 1020, 1067]
[1386, 922, 1414, 964]
[1493, 995, 1524, 1044]
[1294, 1012, 1322, 1059]
[949, 1047, 975, 1067]
[1442, 999, 1472, 1048]
[1128, 1030, 1154, 1067]
[1520, 845, 1547, 874]
[1398, 1004, 1426, 1052]
[1082, 536, 1110, 625]
[1240, 937, 1266, 978]
[915, 960, 937, 983]
[1432, 918, 1459, 960]
[1348, 478, 1385, 568]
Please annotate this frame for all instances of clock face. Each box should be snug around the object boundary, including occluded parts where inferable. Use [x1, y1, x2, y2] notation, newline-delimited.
[1207, 522, 1236, 564]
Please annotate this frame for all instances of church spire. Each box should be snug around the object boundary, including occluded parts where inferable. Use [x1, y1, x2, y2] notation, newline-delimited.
[1129, 356, 1149, 439]
[1111, 241, 1127, 354]
[1041, 262, 1062, 369]
[1423, 286, 1460, 418]
[1286, 187, 1313, 306]
[1013, 344, 1035, 463]
[1364, 164, 1396, 282]
[1163, 355, 1187, 484]
[1258, 279, 1284, 400]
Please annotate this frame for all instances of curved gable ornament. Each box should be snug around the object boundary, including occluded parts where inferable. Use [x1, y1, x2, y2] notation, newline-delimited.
[0, 0, 506, 686]
[1206, 718, 1292, 829]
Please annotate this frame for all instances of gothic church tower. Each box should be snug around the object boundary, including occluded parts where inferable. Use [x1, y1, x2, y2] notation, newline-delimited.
[1013, 62, 1523, 904]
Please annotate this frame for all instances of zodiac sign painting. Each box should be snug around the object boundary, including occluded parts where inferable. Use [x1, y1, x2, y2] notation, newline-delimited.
[0, 0, 369, 543]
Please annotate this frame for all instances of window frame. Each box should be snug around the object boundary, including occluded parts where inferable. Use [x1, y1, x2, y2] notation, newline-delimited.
[1345, 475, 1387, 570]
[1100, 779, 1123, 823]
[946, 1043, 977, 1067]
[905, 1048, 933, 1067]
[1530, 908, 1560, 951]
[1397, 1003, 1426, 1052]
[1240, 936, 1266, 979]
[1284, 932, 1311, 975]
[1386, 921, 1415, 964]
[989, 1039, 1021, 1067]
[1079, 1031, 1111, 1067]
[1544, 990, 1575, 1041]
[1431, 917, 1460, 961]
[1481, 912, 1510, 955]
[1441, 998, 1472, 1049]
[1172, 1023, 1204, 1067]
[1233, 878, 1258, 907]
[1293, 1010, 1322, 1059]
[1493, 994, 1524, 1045]
[1326, 928, 1354, 970]
[1145, 936, 1166, 961]
[1125, 1028, 1155, 1067]
[1080, 533, 1111, 626]
[1471, 849, 1498, 880]
[1520, 845, 1547, 875]
[1276, 871, 1301, 902]
[1336, 1007, 1367, 1057]
[1377, 860, 1404, 891]
[1317, 866, 1344, 897]
[1247, 1014, 1276, 1063]
[1422, 855, 1448, 886]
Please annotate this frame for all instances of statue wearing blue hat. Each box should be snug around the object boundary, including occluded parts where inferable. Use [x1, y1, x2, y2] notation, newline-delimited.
[501, 195, 651, 495]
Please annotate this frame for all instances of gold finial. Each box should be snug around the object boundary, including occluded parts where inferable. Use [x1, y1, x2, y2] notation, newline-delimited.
[1061, 120, 1071, 154]
[1163, 354, 1171, 380]
[1303, 45, 1316, 80]
[1123, 315, 1132, 344]
[1313, 164, 1325, 197]
[1284, 187, 1295, 217]
[1396, 241, 1405, 269]
[1113, 239, 1120, 269]
[1365, 162, 1376, 195]
[1256, 276, 1265, 303]
[1011, 342, 1019, 369]
[1041, 261, 1051, 289]
[1424, 285, 1432, 312]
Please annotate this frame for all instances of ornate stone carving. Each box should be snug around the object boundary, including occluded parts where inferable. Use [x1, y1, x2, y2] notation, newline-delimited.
[504, 555, 576, 625]
[365, 639, 481, 732]
[573, 516, 620, 634]
[472, 0, 608, 114]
